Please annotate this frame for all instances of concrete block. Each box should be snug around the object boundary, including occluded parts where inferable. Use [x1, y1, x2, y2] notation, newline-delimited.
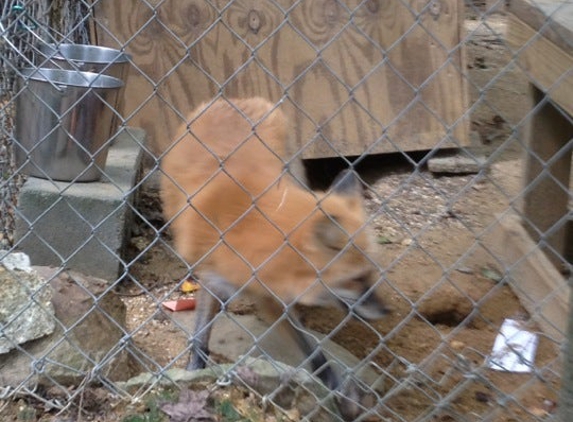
[15, 127, 145, 281]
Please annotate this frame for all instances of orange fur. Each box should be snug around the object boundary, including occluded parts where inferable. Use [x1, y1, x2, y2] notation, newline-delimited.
[161, 97, 376, 306]
[160, 97, 387, 419]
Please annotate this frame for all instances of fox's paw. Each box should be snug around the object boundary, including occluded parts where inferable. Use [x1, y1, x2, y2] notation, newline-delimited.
[335, 377, 377, 421]
[186, 345, 210, 371]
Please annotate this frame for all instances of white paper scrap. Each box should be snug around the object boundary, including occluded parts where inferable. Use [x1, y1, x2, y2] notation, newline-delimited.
[486, 318, 538, 373]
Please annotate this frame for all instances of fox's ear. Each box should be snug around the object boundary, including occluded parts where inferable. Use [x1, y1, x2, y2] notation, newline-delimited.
[329, 170, 361, 197]
[314, 215, 347, 252]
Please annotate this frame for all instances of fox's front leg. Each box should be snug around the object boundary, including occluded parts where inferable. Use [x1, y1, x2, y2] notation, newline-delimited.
[287, 313, 368, 421]
[285, 311, 340, 389]
[187, 272, 237, 371]
[261, 303, 367, 421]
[259, 302, 340, 390]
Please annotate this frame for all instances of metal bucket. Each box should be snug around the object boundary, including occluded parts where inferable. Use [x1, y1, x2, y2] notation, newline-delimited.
[38, 44, 130, 80]
[37, 43, 130, 121]
[15, 68, 124, 182]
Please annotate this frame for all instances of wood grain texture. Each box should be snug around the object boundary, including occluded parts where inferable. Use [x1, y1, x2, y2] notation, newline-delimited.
[507, 14, 573, 116]
[486, 213, 568, 343]
[94, 0, 469, 158]
[522, 85, 572, 265]
[509, 0, 573, 55]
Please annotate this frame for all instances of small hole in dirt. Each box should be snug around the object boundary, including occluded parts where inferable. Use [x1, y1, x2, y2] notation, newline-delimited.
[424, 310, 467, 327]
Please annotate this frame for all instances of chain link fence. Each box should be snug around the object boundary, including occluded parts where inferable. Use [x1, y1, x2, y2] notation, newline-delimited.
[1, 0, 572, 420]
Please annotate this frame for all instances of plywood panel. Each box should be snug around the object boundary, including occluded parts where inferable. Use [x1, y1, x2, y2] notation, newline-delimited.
[507, 14, 573, 117]
[94, 0, 469, 158]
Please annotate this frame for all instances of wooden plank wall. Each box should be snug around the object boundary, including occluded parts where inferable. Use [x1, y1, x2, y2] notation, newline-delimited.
[94, 0, 469, 159]
[507, 0, 573, 117]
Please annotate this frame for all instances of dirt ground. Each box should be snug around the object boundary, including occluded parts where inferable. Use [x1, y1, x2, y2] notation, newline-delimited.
[0, 11, 563, 422]
[116, 13, 560, 421]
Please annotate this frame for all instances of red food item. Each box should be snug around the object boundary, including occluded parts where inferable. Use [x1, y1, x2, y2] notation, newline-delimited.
[162, 298, 197, 312]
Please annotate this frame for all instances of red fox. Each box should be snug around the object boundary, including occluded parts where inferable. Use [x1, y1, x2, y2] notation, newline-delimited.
[160, 97, 388, 418]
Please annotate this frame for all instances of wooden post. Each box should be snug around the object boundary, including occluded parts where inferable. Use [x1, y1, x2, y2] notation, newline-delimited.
[560, 275, 573, 421]
[507, 1, 573, 269]
[522, 85, 573, 266]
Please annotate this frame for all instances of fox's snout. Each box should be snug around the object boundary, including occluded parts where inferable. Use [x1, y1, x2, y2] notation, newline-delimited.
[333, 286, 390, 320]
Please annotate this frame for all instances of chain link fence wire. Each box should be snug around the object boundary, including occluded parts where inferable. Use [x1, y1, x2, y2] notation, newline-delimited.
[1, 0, 572, 420]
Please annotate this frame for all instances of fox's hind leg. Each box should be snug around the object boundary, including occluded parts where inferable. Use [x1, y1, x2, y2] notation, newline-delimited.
[187, 272, 238, 371]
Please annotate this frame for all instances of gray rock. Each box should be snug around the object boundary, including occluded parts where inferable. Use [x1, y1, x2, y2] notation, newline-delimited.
[0, 253, 55, 354]
[118, 357, 339, 421]
[0, 267, 132, 387]
[166, 311, 387, 419]
[170, 311, 386, 390]
[428, 152, 487, 174]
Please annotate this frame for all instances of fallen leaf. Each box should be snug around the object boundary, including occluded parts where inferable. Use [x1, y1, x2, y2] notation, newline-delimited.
[182, 279, 200, 293]
[528, 407, 547, 418]
[160, 389, 215, 422]
[376, 236, 392, 245]
[456, 266, 474, 275]
[481, 267, 502, 282]
[235, 365, 259, 387]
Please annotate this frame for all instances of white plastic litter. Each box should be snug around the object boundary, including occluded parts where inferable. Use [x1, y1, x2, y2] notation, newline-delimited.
[486, 318, 538, 373]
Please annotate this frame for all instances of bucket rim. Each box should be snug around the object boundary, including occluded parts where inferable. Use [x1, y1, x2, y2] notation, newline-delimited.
[19, 67, 124, 89]
[40, 43, 132, 64]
